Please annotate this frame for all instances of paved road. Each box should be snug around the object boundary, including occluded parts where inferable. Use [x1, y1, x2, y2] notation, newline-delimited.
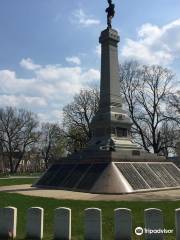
[0, 184, 180, 201]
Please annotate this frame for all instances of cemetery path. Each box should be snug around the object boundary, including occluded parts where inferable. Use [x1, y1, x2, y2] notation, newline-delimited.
[0, 176, 39, 180]
[0, 184, 180, 201]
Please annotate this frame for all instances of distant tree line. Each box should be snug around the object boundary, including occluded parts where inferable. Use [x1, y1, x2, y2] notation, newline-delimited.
[0, 61, 180, 173]
[0, 108, 66, 173]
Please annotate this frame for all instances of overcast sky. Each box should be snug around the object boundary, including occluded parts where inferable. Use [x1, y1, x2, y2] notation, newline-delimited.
[0, 0, 180, 122]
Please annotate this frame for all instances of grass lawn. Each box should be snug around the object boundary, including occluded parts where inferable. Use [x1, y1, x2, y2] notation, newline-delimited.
[0, 191, 179, 240]
[0, 172, 41, 178]
[0, 178, 38, 186]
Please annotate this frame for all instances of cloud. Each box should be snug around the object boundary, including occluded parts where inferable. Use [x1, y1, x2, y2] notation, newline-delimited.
[121, 19, 180, 65]
[95, 45, 101, 57]
[38, 110, 63, 123]
[0, 95, 47, 108]
[66, 56, 81, 65]
[0, 60, 100, 122]
[71, 9, 100, 27]
[20, 58, 41, 70]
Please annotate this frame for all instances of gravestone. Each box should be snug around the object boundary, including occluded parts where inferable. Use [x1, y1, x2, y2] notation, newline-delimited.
[0, 206, 17, 239]
[26, 207, 44, 239]
[175, 208, 180, 239]
[114, 208, 132, 240]
[144, 208, 163, 240]
[84, 208, 102, 240]
[54, 207, 71, 240]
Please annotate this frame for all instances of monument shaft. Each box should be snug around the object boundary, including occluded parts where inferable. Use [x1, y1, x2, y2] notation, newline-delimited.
[99, 28, 122, 113]
[89, 28, 137, 152]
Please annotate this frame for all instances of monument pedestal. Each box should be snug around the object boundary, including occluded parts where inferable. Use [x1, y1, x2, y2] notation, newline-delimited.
[35, 159, 180, 194]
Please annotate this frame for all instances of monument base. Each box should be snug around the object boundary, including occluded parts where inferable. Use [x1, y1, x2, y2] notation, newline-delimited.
[35, 152, 180, 194]
[66, 148, 165, 162]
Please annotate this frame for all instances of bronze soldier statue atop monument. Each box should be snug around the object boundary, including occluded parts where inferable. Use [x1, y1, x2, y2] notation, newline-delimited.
[106, 0, 115, 28]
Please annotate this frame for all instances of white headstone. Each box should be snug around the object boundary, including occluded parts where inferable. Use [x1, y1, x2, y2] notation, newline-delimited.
[175, 208, 180, 239]
[54, 207, 71, 240]
[26, 207, 44, 239]
[114, 208, 132, 240]
[85, 208, 102, 240]
[0, 206, 17, 239]
[144, 208, 163, 240]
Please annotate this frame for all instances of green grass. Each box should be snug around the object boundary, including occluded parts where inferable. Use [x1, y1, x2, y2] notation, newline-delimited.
[0, 178, 38, 186]
[0, 172, 41, 177]
[0, 192, 179, 240]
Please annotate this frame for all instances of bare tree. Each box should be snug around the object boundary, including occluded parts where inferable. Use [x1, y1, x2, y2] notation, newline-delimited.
[63, 88, 99, 152]
[62, 62, 179, 156]
[168, 91, 180, 156]
[168, 91, 180, 114]
[0, 107, 39, 173]
[120, 61, 179, 155]
[40, 123, 65, 168]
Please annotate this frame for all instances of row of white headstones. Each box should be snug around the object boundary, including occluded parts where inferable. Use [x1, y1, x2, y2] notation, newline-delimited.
[0, 207, 179, 239]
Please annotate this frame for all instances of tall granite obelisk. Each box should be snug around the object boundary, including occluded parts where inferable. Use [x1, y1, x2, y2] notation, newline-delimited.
[88, 2, 141, 154]
[35, 0, 180, 194]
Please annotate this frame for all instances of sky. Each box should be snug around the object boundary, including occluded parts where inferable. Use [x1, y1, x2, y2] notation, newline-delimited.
[0, 0, 180, 123]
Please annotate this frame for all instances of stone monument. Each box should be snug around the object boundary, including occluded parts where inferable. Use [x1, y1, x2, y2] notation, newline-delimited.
[35, 1, 180, 194]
